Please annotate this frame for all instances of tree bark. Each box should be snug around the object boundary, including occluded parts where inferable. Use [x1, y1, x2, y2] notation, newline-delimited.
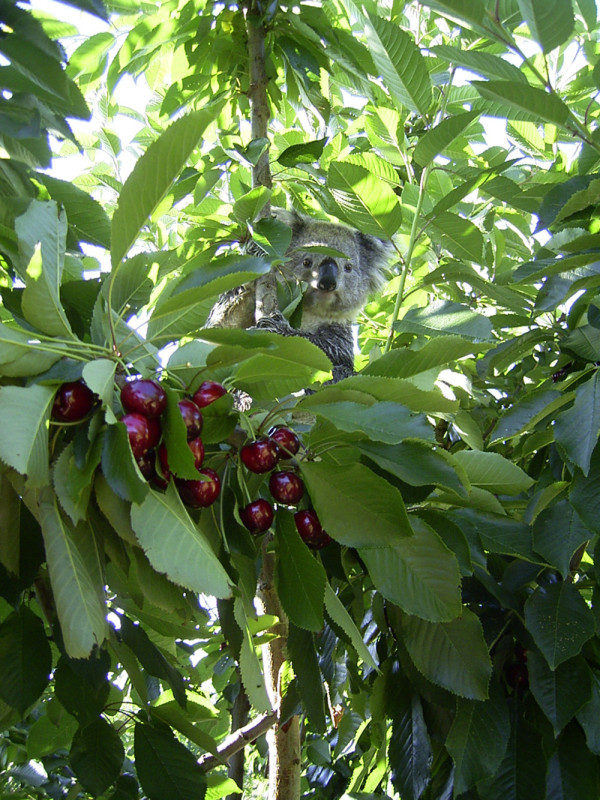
[256, 539, 301, 800]
[226, 687, 251, 799]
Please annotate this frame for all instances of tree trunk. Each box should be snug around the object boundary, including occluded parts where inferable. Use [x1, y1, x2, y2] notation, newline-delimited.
[245, 6, 302, 798]
[256, 541, 301, 800]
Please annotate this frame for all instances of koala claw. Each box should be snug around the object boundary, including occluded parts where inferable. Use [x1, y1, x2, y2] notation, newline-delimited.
[255, 313, 291, 334]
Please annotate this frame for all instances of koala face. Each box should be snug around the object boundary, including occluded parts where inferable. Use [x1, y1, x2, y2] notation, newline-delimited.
[274, 210, 390, 329]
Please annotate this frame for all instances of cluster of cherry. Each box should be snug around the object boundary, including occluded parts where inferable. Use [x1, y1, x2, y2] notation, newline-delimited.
[51, 377, 330, 549]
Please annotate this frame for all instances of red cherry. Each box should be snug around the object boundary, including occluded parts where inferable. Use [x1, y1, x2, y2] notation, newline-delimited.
[269, 427, 300, 459]
[51, 380, 95, 422]
[192, 380, 227, 408]
[188, 437, 205, 468]
[178, 398, 203, 440]
[120, 413, 161, 460]
[177, 467, 221, 508]
[240, 438, 279, 474]
[136, 449, 157, 480]
[294, 509, 331, 550]
[121, 378, 167, 419]
[239, 499, 274, 534]
[269, 471, 304, 505]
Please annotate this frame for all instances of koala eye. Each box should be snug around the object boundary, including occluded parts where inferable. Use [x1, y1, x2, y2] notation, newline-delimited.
[343, 262, 353, 273]
[302, 257, 312, 268]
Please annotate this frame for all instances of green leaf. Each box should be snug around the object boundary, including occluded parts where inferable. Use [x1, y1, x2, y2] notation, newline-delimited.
[54, 652, 110, 727]
[118, 614, 186, 708]
[0, 384, 55, 487]
[524, 582, 595, 669]
[394, 300, 493, 341]
[160, 387, 198, 480]
[570, 443, 600, 534]
[332, 374, 458, 414]
[401, 608, 492, 699]
[38, 490, 108, 658]
[0, 321, 65, 377]
[527, 651, 591, 734]
[364, 13, 432, 115]
[431, 45, 527, 83]
[446, 684, 510, 794]
[16, 201, 73, 337]
[449, 508, 537, 562]
[363, 335, 487, 378]
[477, 716, 546, 800]
[533, 501, 591, 578]
[70, 718, 124, 796]
[0, 473, 20, 576]
[577, 669, 600, 754]
[425, 212, 484, 263]
[53, 436, 103, 524]
[387, 666, 432, 800]
[555, 371, 600, 474]
[298, 400, 429, 443]
[82, 359, 117, 418]
[0, 607, 51, 715]
[323, 584, 378, 671]
[275, 512, 326, 632]
[287, 624, 326, 732]
[473, 81, 571, 128]
[233, 598, 270, 713]
[300, 461, 413, 547]
[38, 174, 111, 249]
[360, 517, 462, 621]
[130, 482, 231, 599]
[327, 161, 402, 239]
[414, 111, 480, 166]
[134, 722, 207, 800]
[151, 692, 219, 754]
[111, 107, 222, 268]
[232, 186, 271, 223]
[358, 440, 468, 496]
[546, 722, 600, 799]
[491, 388, 564, 443]
[101, 422, 149, 505]
[517, 0, 574, 52]
[452, 450, 534, 495]
[277, 137, 327, 167]
[27, 710, 78, 760]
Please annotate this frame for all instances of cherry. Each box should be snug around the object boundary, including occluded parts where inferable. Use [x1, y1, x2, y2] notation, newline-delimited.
[269, 471, 304, 505]
[239, 499, 274, 534]
[178, 398, 203, 440]
[121, 378, 167, 419]
[188, 437, 205, 469]
[294, 509, 331, 550]
[51, 380, 95, 422]
[240, 438, 279, 473]
[269, 426, 300, 459]
[505, 662, 529, 691]
[136, 450, 157, 481]
[177, 467, 221, 508]
[192, 380, 227, 408]
[121, 413, 161, 460]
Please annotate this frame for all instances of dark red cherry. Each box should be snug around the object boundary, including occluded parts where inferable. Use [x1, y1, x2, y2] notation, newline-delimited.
[136, 449, 157, 481]
[269, 426, 300, 459]
[240, 438, 279, 473]
[240, 499, 274, 534]
[51, 380, 95, 422]
[177, 467, 221, 508]
[188, 437, 205, 469]
[121, 413, 161, 460]
[294, 509, 331, 550]
[121, 378, 167, 419]
[269, 471, 304, 505]
[178, 398, 203, 440]
[192, 380, 227, 408]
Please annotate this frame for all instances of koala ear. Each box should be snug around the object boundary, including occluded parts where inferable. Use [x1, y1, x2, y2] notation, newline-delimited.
[356, 232, 393, 293]
[271, 208, 307, 239]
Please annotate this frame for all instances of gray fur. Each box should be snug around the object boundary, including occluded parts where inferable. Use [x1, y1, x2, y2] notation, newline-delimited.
[206, 209, 392, 379]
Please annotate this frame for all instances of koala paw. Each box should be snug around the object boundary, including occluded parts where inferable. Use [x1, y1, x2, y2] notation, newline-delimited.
[255, 313, 292, 335]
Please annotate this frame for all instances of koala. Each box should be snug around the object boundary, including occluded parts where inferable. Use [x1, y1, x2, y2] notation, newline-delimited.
[206, 209, 391, 381]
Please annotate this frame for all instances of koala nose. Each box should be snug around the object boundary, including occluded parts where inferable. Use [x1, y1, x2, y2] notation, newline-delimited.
[317, 258, 338, 292]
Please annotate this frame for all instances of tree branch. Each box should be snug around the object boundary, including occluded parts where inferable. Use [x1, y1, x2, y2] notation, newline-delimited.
[198, 709, 277, 771]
